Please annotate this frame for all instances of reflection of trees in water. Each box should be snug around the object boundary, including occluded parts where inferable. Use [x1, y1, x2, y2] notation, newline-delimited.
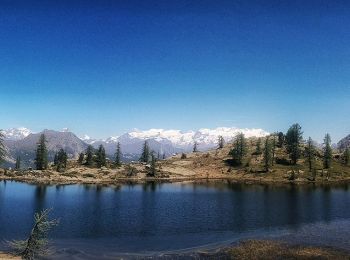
[142, 181, 158, 191]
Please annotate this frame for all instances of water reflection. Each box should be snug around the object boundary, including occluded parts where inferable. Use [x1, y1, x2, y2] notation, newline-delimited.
[0, 181, 349, 253]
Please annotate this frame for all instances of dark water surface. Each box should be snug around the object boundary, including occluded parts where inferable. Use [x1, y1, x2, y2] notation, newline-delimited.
[0, 181, 349, 258]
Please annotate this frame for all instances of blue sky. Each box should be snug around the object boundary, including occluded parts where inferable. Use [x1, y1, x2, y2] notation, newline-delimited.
[0, 0, 349, 142]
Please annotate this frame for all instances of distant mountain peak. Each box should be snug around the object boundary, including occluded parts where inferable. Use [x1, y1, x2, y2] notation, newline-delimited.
[2, 127, 32, 140]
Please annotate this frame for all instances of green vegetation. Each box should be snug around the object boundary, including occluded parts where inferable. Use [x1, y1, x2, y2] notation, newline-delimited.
[95, 144, 106, 168]
[140, 141, 150, 163]
[15, 156, 21, 170]
[115, 142, 122, 167]
[343, 147, 350, 166]
[255, 138, 262, 155]
[323, 133, 332, 169]
[229, 133, 247, 165]
[9, 209, 58, 260]
[305, 137, 316, 172]
[85, 145, 94, 166]
[263, 136, 273, 171]
[148, 152, 157, 177]
[285, 123, 303, 165]
[54, 149, 68, 172]
[78, 152, 84, 164]
[35, 134, 48, 170]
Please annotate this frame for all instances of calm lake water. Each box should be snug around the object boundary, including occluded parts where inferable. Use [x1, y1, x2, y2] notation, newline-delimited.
[0, 181, 349, 259]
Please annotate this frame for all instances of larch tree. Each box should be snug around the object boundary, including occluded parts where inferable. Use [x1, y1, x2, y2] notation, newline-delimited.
[343, 147, 350, 166]
[35, 134, 48, 170]
[115, 142, 122, 167]
[285, 123, 303, 165]
[263, 136, 273, 172]
[78, 153, 84, 165]
[305, 137, 316, 172]
[255, 138, 262, 155]
[229, 133, 247, 165]
[85, 145, 94, 166]
[15, 156, 21, 170]
[140, 141, 150, 163]
[323, 133, 332, 169]
[96, 144, 106, 168]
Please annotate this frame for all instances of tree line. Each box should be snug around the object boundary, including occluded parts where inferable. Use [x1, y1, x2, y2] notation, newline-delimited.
[226, 123, 350, 175]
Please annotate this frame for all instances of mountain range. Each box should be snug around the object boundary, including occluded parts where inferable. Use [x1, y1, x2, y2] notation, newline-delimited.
[1, 127, 269, 168]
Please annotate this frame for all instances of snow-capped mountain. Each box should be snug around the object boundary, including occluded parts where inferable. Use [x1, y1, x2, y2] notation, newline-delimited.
[84, 127, 269, 156]
[1, 127, 32, 140]
[1, 126, 269, 168]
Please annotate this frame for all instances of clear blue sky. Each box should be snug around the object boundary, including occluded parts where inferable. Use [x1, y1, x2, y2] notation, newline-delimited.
[0, 0, 349, 142]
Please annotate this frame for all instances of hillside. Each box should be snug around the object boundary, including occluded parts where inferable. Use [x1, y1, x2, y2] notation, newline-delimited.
[2, 136, 350, 185]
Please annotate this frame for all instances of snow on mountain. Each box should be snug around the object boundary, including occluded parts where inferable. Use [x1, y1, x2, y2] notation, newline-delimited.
[85, 127, 269, 155]
[126, 127, 269, 148]
[2, 127, 32, 140]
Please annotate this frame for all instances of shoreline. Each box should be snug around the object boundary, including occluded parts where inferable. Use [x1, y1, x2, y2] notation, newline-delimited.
[1, 174, 350, 186]
[1, 239, 348, 259]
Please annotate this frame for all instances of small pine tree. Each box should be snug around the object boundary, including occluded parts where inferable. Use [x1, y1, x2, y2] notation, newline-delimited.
[218, 136, 224, 149]
[193, 141, 198, 152]
[56, 149, 68, 172]
[323, 133, 332, 169]
[85, 145, 94, 166]
[35, 134, 48, 170]
[277, 132, 284, 148]
[305, 137, 316, 172]
[229, 133, 247, 165]
[9, 209, 59, 260]
[285, 124, 303, 165]
[53, 153, 59, 166]
[148, 152, 157, 177]
[255, 138, 262, 155]
[115, 142, 122, 167]
[343, 147, 350, 166]
[96, 144, 106, 168]
[162, 153, 166, 160]
[0, 131, 6, 166]
[140, 141, 150, 163]
[78, 153, 84, 164]
[263, 136, 273, 171]
[15, 156, 21, 170]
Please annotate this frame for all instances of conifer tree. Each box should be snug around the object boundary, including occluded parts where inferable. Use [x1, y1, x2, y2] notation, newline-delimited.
[285, 124, 303, 165]
[115, 142, 122, 167]
[255, 138, 262, 155]
[15, 156, 21, 170]
[148, 152, 157, 177]
[343, 147, 350, 166]
[78, 153, 84, 164]
[193, 141, 198, 152]
[0, 131, 6, 166]
[35, 134, 48, 170]
[277, 132, 284, 148]
[56, 149, 67, 171]
[263, 136, 273, 171]
[305, 137, 316, 172]
[53, 153, 59, 166]
[218, 136, 225, 149]
[96, 144, 106, 168]
[140, 141, 150, 163]
[85, 145, 94, 166]
[162, 153, 166, 160]
[323, 133, 332, 169]
[229, 133, 247, 165]
[271, 133, 277, 166]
